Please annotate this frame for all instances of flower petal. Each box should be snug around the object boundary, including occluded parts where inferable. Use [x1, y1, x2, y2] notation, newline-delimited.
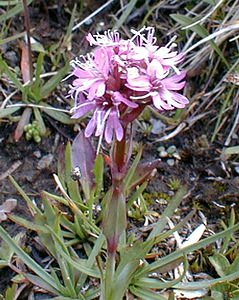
[152, 93, 173, 110]
[71, 102, 96, 119]
[85, 113, 97, 137]
[88, 80, 106, 100]
[113, 92, 138, 108]
[160, 88, 187, 108]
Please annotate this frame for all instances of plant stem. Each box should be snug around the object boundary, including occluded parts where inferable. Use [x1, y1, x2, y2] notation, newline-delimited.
[102, 134, 128, 300]
[114, 138, 126, 173]
[104, 252, 116, 299]
[22, 0, 33, 82]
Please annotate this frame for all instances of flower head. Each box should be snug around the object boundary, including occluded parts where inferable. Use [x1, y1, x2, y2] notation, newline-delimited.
[69, 27, 189, 143]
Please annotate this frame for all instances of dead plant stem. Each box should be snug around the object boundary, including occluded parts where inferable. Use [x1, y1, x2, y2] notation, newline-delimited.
[22, 0, 33, 82]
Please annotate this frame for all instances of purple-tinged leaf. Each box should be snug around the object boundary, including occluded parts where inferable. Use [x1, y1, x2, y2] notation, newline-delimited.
[103, 187, 126, 254]
[72, 131, 96, 191]
[14, 107, 32, 142]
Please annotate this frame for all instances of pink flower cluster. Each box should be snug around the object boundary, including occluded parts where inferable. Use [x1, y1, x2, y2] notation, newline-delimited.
[69, 27, 189, 143]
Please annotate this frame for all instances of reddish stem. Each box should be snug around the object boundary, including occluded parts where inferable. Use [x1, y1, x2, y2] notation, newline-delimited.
[114, 138, 126, 173]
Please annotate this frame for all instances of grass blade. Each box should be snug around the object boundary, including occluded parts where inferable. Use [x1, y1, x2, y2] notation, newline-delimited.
[0, 225, 59, 292]
[0, 107, 20, 118]
[171, 14, 229, 68]
[113, 0, 138, 29]
[0, 0, 33, 23]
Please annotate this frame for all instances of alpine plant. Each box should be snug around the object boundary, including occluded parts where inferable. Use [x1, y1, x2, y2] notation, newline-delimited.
[69, 27, 189, 144]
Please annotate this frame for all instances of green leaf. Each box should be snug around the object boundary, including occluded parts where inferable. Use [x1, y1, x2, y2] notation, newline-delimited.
[123, 146, 143, 193]
[135, 258, 188, 289]
[94, 154, 104, 198]
[127, 182, 147, 209]
[42, 190, 86, 211]
[174, 270, 239, 290]
[0, 0, 33, 23]
[118, 240, 153, 275]
[130, 285, 167, 300]
[41, 63, 70, 98]
[148, 187, 187, 240]
[41, 105, 74, 125]
[57, 258, 77, 297]
[53, 297, 85, 300]
[24, 274, 59, 295]
[0, 1, 21, 6]
[64, 142, 82, 202]
[211, 289, 224, 300]
[63, 3, 77, 47]
[0, 232, 23, 263]
[223, 145, 239, 157]
[203, 0, 216, 4]
[211, 87, 234, 142]
[0, 57, 24, 92]
[0, 225, 59, 292]
[84, 288, 100, 300]
[138, 223, 239, 278]
[0, 260, 8, 268]
[111, 260, 140, 299]
[9, 175, 41, 215]
[33, 107, 47, 136]
[228, 255, 239, 275]
[47, 224, 100, 278]
[103, 187, 126, 250]
[72, 132, 96, 197]
[31, 52, 44, 101]
[55, 249, 101, 278]
[170, 14, 229, 68]
[0, 30, 29, 46]
[109, 241, 154, 299]
[5, 283, 18, 300]
[0, 107, 20, 118]
[78, 233, 105, 287]
[113, 0, 138, 30]
[9, 214, 48, 233]
[209, 253, 230, 277]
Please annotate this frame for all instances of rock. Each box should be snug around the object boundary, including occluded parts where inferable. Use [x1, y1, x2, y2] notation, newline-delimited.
[167, 159, 175, 166]
[37, 154, 53, 170]
[33, 150, 41, 158]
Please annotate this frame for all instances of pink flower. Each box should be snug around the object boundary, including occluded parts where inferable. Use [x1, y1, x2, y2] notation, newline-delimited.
[69, 27, 189, 143]
[126, 61, 188, 110]
[129, 27, 184, 73]
[70, 48, 112, 101]
[71, 92, 137, 144]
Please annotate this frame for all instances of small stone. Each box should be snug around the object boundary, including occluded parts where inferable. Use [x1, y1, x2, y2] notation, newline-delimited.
[4, 51, 18, 66]
[151, 119, 166, 134]
[235, 166, 239, 174]
[157, 146, 165, 152]
[173, 152, 181, 160]
[167, 159, 175, 166]
[33, 151, 41, 158]
[85, 18, 93, 25]
[37, 154, 53, 170]
[159, 150, 168, 158]
[168, 191, 175, 196]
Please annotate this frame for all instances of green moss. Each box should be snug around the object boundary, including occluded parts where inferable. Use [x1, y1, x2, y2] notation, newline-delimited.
[213, 181, 228, 193]
[167, 177, 182, 191]
[143, 191, 171, 203]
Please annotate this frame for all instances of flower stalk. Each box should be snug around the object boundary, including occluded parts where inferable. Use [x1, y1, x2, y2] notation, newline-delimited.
[68, 27, 189, 299]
